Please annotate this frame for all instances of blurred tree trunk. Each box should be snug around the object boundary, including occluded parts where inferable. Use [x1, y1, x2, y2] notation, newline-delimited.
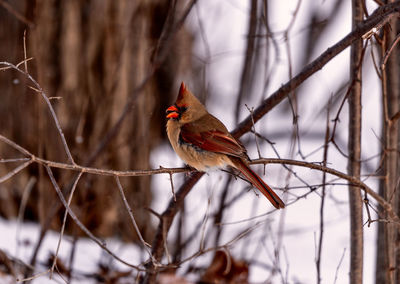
[0, 0, 192, 242]
[348, 1, 363, 283]
[375, 13, 400, 284]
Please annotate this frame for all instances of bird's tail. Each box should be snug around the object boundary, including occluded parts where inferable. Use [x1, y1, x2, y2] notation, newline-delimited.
[232, 158, 285, 209]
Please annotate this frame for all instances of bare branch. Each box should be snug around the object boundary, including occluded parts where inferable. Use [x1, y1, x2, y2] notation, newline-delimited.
[251, 158, 399, 225]
[114, 176, 156, 263]
[44, 165, 144, 271]
[381, 32, 400, 70]
[0, 133, 190, 178]
[316, 98, 331, 283]
[50, 172, 83, 278]
[232, 2, 400, 139]
[0, 159, 33, 183]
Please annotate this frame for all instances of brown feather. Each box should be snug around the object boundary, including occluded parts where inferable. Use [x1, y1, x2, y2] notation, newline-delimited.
[180, 117, 247, 159]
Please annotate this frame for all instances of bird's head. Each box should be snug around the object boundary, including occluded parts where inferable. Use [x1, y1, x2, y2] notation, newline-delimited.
[166, 82, 207, 123]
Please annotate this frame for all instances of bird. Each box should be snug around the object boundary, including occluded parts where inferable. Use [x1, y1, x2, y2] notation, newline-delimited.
[166, 82, 285, 209]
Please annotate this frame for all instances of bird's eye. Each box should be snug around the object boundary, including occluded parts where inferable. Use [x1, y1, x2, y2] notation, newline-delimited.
[180, 106, 187, 112]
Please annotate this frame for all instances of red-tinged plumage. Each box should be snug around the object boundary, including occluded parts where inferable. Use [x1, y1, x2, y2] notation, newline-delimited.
[166, 82, 285, 209]
[231, 158, 285, 209]
[180, 127, 245, 157]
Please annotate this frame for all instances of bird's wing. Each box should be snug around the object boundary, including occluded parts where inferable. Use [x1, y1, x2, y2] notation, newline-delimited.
[180, 123, 246, 158]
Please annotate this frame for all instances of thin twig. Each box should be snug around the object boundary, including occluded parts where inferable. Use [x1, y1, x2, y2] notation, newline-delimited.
[23, 30, 28, 73]
[114, 176, 155, 263]
[390, 110, 400, 122]
[245, 104, 262, 159]
[168, 172, 176, 201]
[16, 269, 52, 282]
[199, 192, 214, 252]
[50, 172, 83, 278]
[0, 159, 33, 183]
[250, 129, 315, 190]
[330, 40, 368, 155]
[44, 165, 144, 271]
[363, 197, 374, 227]
[15, 176, 36, 258]
[333, 248, 347, 284]
[381, 32, 400, 70]
[0, 61, 75, 164]
[0, 158, 30, 163]
[316, 97, 331, 283]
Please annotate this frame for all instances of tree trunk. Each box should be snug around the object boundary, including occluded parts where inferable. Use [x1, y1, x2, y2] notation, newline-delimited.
[376, 15, 400, 284]
[348, 0, 363, 282]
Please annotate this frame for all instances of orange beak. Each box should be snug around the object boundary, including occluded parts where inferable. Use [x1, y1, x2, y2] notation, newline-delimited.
[166, 105, 179, 119]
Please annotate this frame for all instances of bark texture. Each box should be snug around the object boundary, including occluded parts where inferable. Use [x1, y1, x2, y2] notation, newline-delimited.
[376, 13, 400, 284]
[0, 0, 192, 242]
[348, 1, 364, 283]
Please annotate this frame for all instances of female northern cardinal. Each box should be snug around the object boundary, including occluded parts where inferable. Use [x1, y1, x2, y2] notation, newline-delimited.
[166, 82, 284, 209]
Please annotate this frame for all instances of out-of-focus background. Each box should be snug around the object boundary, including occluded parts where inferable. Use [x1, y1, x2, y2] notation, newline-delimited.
[0, 0, 399, 283]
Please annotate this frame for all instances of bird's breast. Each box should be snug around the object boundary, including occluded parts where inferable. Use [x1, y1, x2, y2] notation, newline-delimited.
[166, 120, 232, 171]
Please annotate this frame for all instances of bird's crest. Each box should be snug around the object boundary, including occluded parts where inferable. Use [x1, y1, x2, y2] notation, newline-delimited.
[177, 82, 187, 103]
